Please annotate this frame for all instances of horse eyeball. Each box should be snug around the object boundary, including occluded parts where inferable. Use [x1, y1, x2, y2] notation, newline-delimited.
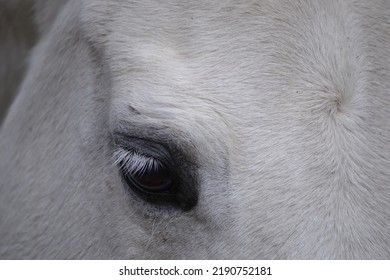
[131, 165, 174, 193]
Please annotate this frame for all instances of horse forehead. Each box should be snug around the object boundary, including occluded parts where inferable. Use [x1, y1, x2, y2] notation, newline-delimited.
[90, 1, 377, 146]
[82, 0, 373, 110]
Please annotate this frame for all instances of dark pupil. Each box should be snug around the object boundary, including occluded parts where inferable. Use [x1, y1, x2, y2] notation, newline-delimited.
[132, 166, 172, 192]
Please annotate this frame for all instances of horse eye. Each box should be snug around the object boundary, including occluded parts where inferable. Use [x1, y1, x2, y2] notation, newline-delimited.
[123, 163, 176, 195]
[112, 135, 197, 210]
[115, 148, 179, 202]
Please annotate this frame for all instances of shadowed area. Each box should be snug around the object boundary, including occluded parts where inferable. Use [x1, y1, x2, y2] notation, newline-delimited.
[0, 0, 37, 123]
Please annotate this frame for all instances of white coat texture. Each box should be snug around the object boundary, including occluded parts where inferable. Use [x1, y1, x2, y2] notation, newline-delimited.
[0, 0, 390, 259]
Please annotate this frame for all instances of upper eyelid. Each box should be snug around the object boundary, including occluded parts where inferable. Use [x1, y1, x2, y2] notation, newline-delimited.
[113, 147, 163, 175]
[112, 132, 172, 162]
[112, 122, 197, 164]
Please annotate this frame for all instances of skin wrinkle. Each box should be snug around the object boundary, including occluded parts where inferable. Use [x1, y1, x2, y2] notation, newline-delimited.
[1, 0, 390, 259]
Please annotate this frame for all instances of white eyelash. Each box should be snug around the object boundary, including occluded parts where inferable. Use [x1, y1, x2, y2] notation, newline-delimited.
[113, 147, 162, 176]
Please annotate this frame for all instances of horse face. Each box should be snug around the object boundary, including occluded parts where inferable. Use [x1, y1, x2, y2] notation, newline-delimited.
[1, 0, 390, 259]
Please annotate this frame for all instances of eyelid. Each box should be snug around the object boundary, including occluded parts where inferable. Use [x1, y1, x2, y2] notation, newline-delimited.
[113, 133, 172, 162]
[113, 148, 163, 176]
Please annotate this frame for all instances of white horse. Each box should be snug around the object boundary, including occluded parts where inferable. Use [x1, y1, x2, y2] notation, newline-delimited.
[1, 0, 390, 259]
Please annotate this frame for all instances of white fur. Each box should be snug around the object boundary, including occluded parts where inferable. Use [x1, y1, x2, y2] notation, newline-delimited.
[1, 0, 390, 259]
